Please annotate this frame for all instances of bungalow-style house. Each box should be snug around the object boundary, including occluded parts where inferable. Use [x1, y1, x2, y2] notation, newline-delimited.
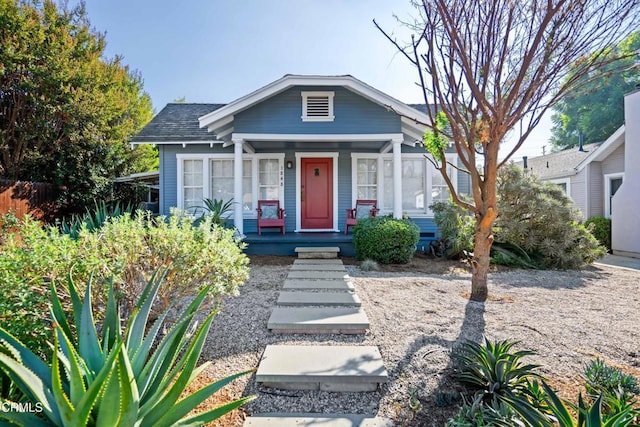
[516, 88, 640, 258]
[131, 75, 469, 255]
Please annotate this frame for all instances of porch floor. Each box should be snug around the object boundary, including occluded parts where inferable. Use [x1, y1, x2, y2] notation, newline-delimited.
[243, 232, 355, 257]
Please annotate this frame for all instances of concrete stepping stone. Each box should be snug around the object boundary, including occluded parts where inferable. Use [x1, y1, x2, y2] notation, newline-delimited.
[256, 345, 387, 391]
[290, 263, 346, 271]
[295, 247, 340, 259]
[283, 279, 354, 291]
[244, 413, 393, 426]
[287, 270, 348, 280]
[267, 307, 369, 334]
[277, 291, 361, 307]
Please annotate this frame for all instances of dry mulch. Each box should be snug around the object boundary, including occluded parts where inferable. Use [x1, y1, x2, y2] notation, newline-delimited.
[191, 254, 640, 426]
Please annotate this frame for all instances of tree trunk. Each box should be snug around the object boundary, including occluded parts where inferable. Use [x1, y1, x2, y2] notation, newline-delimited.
[470, 213, 495, 302]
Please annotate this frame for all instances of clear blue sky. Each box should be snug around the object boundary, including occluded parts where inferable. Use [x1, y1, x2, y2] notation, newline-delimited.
[78, 0, 551, 159]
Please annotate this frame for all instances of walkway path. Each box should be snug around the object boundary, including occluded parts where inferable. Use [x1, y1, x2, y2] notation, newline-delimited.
[244, 249, 391, 426]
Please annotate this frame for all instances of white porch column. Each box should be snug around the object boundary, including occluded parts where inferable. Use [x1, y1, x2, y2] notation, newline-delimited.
[392, 138, 403, 219]
[232, 138, 244, 235]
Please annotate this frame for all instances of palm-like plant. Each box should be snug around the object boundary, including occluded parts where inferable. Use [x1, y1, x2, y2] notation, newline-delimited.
[0, 271, 254, 426]
[200, 198, 235, 225]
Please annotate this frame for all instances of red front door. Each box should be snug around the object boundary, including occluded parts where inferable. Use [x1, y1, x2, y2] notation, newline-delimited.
[301, 158, 333, 229]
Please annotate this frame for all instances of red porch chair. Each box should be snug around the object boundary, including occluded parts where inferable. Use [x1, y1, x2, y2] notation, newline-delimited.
[257, 200, 285, 235]
[345, 199, 379, 234]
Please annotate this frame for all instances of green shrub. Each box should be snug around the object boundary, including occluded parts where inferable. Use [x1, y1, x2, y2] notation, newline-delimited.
[584, 217, 612, 252]
[584, 359, 639, 415]
[430, 201, 475, 259]
[496, 165, 606, 269]
[0, 272, 254, 426]
[0, 210, 249, 361]
[352, 216, 419, 264]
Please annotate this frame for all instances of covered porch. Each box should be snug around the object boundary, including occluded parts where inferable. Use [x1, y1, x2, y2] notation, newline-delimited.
[243, 232, 355, 256]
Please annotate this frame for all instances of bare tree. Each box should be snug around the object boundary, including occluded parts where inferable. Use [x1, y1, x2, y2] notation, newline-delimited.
[376, 0, 639, 301]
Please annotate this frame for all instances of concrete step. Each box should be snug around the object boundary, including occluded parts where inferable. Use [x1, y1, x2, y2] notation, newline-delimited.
[256, 345, 387, 392]
[283, 279, 354, 291]
[277, 291, 361, 307]
[294, 259, 344, 265]
[244, 413, 393, 426]
[295, 246, 340, 259]
[267, 307, 369, 334]
[290, 263, 346, 271]
[287, 270, 348, 280]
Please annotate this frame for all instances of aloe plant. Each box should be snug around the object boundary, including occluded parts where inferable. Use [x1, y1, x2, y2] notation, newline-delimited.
[0, 271, 254, 426]
[199, 198, 234, 225]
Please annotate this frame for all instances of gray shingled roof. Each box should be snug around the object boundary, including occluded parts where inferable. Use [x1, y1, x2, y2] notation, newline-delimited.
[131, 103, 225, 142]
[132, 102, 431, 143]
[515, 143, 601, 180]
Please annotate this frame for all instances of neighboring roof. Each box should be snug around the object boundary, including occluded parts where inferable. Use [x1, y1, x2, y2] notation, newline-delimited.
[131, 103, 225, 143]
[198, 74, 431, 141]
[516, 123, 626, 180]
[516, 143, 600, 180]
[575, 125, 625, 171]
[113, 171, 159, 184]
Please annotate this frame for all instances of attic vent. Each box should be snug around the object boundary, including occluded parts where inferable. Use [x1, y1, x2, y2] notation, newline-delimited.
[301, 91, 334, 122]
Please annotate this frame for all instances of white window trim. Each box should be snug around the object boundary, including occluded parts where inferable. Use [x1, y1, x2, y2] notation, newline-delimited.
[176, 153, 284, 218]
[350, 152, 458, 218]
[548, 178, 571, 197]
[604, 172, 624, 219]
[295, 152, 340, 232]
[301, 91, 335, 122]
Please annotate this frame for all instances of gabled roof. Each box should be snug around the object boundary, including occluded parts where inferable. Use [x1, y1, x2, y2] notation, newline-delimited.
[517, 124, 626, 180]
[198, 74, 431, 141]
[131, 103, 225, 143]
[575, 125, 625, 172]
[517, 143, 600, 180]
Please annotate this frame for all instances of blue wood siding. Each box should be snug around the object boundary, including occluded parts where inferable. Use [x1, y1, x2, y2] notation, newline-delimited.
[234, 86, 401, 134]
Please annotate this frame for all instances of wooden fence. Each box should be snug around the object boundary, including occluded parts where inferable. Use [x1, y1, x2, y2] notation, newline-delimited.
[0, 178, 56, 220]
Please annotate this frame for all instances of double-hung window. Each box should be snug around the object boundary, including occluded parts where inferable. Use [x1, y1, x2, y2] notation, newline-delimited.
[353, 153, 458, 216]
[178, 154, 283, 216]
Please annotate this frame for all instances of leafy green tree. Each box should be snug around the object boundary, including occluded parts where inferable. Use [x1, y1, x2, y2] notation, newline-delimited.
[551, 32, 640, 150]
[0, 0, 154, 214]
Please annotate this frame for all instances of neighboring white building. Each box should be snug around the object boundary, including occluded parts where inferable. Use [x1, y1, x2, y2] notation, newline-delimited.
[516, 89, 639, 258]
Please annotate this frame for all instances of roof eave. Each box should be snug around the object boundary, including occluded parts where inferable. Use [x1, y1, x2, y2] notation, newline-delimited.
[575, 125, 625, 172]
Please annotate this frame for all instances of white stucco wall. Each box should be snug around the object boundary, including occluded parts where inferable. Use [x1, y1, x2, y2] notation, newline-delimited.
[612, 90, 640, 257]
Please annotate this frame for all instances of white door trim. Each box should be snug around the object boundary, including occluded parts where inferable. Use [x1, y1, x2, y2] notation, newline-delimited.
[295, 152, 340, 232]
[604, 172, 624, 219]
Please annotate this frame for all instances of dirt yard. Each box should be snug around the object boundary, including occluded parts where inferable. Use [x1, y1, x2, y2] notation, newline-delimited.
[192, 254, 640, 426]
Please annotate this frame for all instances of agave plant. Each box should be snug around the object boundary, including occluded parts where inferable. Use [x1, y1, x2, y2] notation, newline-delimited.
[199, 198, 235, 225]
[61, 200, 133, 238]
[455, 338, 541, 399]
[0, 271, 254, 426]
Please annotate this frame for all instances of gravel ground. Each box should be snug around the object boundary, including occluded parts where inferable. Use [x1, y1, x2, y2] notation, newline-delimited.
[195, 256, 640, 426]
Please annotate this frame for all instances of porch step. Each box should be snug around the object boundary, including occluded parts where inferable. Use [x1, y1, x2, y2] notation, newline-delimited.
[283, 279, 354, 291]
[256, 345, 387, 391]
[287, 270, 348, 280]
[244, 413, 393, 426]
[293, 259, 344, 265]
[267, 307, 369, 334]
[290, 263, 346, 271]
[277, 291, 361, 307]
[295, 246, 340, 259]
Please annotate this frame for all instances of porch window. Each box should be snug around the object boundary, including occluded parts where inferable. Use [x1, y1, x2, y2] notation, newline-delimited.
[382, 158, 425, 212]
[354, 153, 458, 216]
[356, 159, 377, 199]
[432, 164, 452, 204]
[259, 159, 280, 199]
[210, 159, 234, 202]
[178, 155, 283, 215]
[182, 159, 203, 210]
